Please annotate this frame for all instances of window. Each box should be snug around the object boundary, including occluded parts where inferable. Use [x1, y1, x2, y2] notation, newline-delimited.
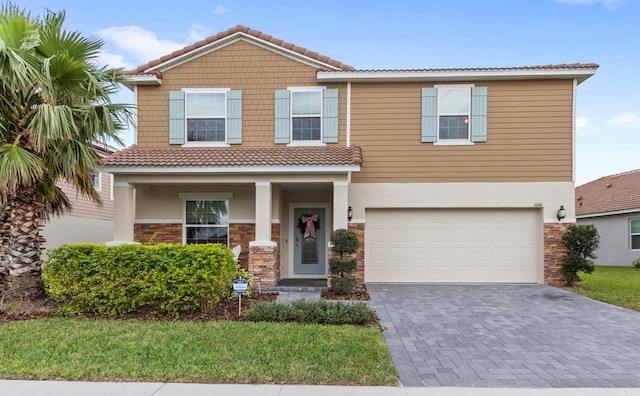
[421, 86, 487, 144]
[185, 91, 226, 142]
[631, 219, 640, 250]
[438, 87, 470, 140]
[184, 200, 229, 245]
[291, 90, 322, 141]
[274, 88, 338, 145]
[91, 171, 101, 190]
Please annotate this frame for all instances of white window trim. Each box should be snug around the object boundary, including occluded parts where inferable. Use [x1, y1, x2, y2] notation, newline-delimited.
[631, 218, 640, 251]
[91, 171, 101, 191]
[287, 86, 326, 147]
[181, 195, 231, 246]
[434, 84, 474, 146]
[110, 174, 114, 200]
[182, 88, 231, 147]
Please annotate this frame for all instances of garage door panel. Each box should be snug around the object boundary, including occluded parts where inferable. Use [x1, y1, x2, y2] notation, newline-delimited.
[365, 209, 541, 283]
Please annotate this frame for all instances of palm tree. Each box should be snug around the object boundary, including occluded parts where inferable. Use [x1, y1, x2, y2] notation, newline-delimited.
[0, 5, 132, 299]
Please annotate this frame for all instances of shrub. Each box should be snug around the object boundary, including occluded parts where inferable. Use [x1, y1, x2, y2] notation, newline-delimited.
[561, 224, 600, 286]
[329, 229, 360, 295]
[632, 258, 640, 268]
[43, 243, 249, 316]
[244, 300, 375, 326]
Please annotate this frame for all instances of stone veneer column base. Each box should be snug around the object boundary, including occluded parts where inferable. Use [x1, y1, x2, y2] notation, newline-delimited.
[544, 222, 571, 285]
[248, 242, 279, 287]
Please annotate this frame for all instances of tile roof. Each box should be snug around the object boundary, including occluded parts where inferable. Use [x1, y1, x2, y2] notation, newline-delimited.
[329, 63, 600, 73]
[102, 145, 362, 169]
[576, 169, 640, 216]
[122, 25, 355, 75]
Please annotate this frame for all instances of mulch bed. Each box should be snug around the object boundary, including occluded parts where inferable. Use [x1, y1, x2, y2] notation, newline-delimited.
[0, 292, 279, 323]
[321, 289, 371, 301]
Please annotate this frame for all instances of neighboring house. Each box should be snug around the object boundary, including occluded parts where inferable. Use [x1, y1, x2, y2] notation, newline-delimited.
[101, 25, 598, 286]
[42, 143, 116, 250]
[576, 170, 640, 265]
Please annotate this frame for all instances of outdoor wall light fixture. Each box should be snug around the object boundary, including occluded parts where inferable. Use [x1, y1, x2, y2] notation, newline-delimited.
[348, 206, 353, 222]
[557, 205, 567, 221]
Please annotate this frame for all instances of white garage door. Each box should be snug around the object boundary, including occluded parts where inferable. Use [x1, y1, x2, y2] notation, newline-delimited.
[365, 209, 541, 283]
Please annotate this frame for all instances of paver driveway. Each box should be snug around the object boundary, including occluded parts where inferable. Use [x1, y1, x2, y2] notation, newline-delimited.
[368, 284, 640, 388]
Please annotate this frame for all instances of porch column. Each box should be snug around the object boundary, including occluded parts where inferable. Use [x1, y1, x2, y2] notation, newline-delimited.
[333, 181, 349, 230]
[249, 181, 279, 286]
[254, 182, 272, 242]
[111, 182, 135, 243]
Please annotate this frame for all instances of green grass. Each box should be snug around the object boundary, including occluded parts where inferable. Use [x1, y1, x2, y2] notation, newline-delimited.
[569, 266, 640, 312]
[0, 318, 397, 385]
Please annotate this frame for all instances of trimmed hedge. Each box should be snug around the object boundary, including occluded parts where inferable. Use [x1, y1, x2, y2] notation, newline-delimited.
[43, 243, 249, 316]
[244, 300, 376, 326]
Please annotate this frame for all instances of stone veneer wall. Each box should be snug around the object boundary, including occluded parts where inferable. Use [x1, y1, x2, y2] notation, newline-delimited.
[134, 223, 182, 244]
[246, 223, 281, 287]
[228, 223, 255, 271]
[544, 223, 571, 285]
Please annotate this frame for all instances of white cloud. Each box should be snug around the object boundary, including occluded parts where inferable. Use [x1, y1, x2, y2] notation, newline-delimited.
[554, 0, 627, 10]
[96, 50, 135, 70]
[188, 24, 211, 42]
[213, 6, 230, 14]
[96, 26, 185, 63]
[576, 116, 589, 129]
[609, 112, 640, 128]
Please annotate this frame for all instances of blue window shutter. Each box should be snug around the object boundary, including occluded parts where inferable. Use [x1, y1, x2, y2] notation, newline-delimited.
[274, 89, 290, 144]
[227, 90, 242, 144]
[322, 88, 338, 143]
[421, 88, 437, 142]
[169, 91, 185, 144]
[471, 86, 487, 142]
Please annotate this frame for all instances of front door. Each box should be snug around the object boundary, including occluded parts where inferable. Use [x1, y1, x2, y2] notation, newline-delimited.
[293, 208, 326, 275]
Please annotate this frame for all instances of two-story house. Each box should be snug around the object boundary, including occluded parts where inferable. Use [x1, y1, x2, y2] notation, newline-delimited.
[102, 26, 597, 286]
[43, 143, 116, 250]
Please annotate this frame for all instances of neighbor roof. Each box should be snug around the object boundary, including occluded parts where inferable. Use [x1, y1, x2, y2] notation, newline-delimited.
[576, 169, 640, 217]
[101, 145, 362, 170]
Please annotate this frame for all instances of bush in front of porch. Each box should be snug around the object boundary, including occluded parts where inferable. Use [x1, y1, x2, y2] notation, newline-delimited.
[43, 243, 249, 316]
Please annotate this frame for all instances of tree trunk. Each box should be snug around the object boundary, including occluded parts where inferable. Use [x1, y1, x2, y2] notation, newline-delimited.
[0, 189, 46, 300]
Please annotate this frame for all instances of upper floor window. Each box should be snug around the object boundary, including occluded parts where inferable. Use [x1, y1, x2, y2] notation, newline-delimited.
[275, 87, 338, 145]
[291, 90, 322, 141]
[438, 87, 470, 141]
[169, 89, 242, 146]
[185, 91, 226, 142]
[421, 85, 487, 145]
[631, 218, 640, 250]
[90, 171, 101, 191]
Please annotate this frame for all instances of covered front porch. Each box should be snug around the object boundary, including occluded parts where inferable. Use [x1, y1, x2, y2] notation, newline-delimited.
[109, 174, 353, 286]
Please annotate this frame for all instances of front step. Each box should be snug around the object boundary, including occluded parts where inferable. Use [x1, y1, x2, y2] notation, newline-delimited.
[260, 278, 328, 292]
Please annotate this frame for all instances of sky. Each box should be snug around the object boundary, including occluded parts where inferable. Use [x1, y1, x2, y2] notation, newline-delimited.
[14, 0, 640, 185]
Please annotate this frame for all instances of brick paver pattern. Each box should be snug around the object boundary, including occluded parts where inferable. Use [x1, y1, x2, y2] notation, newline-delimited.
[368, 284, 640, 388]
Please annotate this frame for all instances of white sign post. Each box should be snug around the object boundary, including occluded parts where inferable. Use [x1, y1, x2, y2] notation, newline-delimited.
[232, 279, 248, 316]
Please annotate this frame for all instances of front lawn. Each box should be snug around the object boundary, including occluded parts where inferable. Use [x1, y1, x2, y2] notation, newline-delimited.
[0, 318, 397, 385]
[569, 266, 640, 312]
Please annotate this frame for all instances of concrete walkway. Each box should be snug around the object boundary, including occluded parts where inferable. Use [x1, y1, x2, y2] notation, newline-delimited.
[368, 284, 640, 388]
[2, 380, 639, 396]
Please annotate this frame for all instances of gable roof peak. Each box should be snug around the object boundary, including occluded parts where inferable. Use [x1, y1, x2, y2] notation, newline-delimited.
[123, 25, 354, 76]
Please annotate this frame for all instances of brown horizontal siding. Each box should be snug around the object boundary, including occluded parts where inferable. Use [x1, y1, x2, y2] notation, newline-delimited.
[55, 173, 113, 221]
[350, 80, 574, 183]
[136, 40, 346, 148]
